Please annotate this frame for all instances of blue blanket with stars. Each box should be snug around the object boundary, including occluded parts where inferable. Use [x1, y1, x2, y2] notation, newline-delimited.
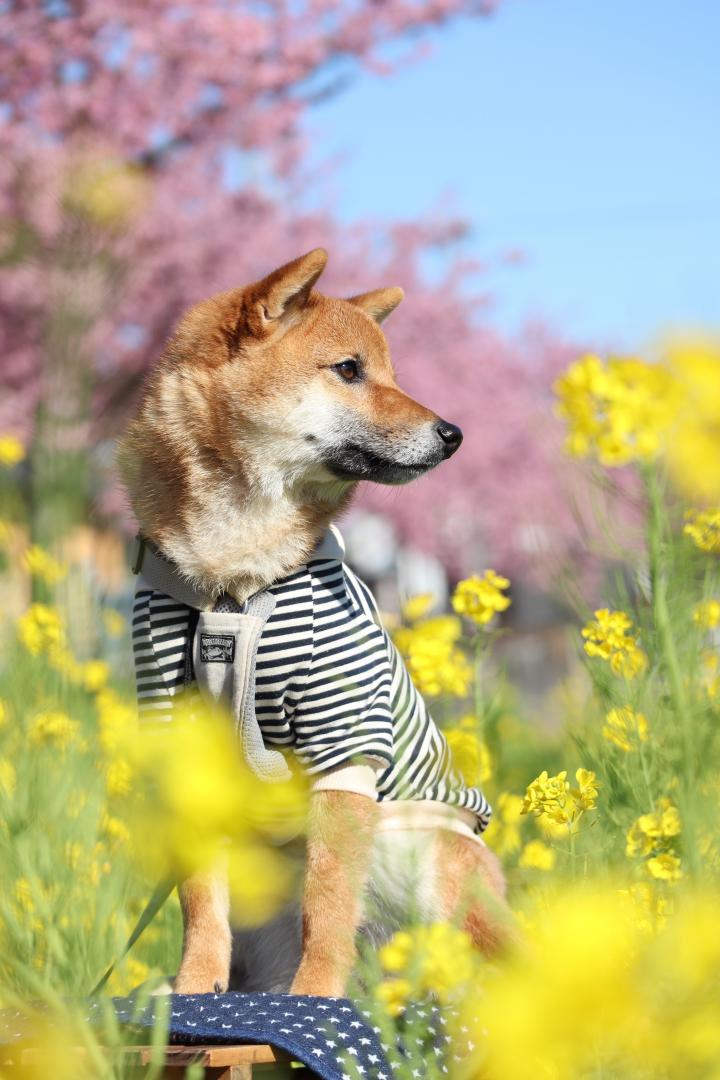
[102, 992, 463, 1079]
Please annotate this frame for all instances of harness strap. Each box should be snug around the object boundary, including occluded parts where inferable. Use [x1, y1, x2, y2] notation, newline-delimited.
[89, 875, 176, 996]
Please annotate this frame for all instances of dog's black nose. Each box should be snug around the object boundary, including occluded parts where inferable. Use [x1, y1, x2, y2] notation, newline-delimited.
[436, 421, 463, 453]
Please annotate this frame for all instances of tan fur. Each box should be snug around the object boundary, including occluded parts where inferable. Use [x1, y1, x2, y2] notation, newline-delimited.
[119, 249, 507, 996]
[291, 791, 379, 997]
[175, 870, 232, 994]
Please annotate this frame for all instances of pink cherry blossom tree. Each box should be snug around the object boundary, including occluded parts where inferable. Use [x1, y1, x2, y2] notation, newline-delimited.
[0, 0, 585, 578]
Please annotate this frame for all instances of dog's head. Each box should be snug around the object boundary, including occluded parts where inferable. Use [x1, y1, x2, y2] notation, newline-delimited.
[164, 248, 462, 488]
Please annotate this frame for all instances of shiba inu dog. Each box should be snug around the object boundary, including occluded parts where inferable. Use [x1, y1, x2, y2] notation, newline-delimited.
[118, 249, 512, 998]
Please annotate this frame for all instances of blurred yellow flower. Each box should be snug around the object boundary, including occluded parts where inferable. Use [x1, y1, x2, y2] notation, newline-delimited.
[445, 716, 491, 785]
[0, 758, 16, 796]
[647, 851, 682, 882]
[376, 977, 412, 1017]
[65, 156, 148, 227]
[29, 710, 83, 752]
[101, 813, 131, 846]
[124, 706, 307, 919]
[484, 792, 524, 855]
[105, 757, 133, 798]
[81, 659, 110, 693]
[522, 768, 599, 826]
[378, 922, 477, 1014]
[518, 839, 556, 870]
[452, 570, 511, 625]
[602, 706, 649, 752]
[96, 688, 136, 754]
[554, 353, 679, 467]
[393, 615, 471, 697]
[619, 881, 671, 935]
[22, 545, 68, 585]
[665, 337, 720, 503]
[700, 651, 720, 699]
[17, 604, 65, 655]
[582, 608, 648, 679]
[14, 877, 34, 912]
[684, 508, 720, 554]
[626, 797, 681, 859]
[0, 699, 7, 728]
[102, 608, 126, 638]
[693, 599, 720, 630]
[0, 434, 25, 467]
[401, 592, 435, 622]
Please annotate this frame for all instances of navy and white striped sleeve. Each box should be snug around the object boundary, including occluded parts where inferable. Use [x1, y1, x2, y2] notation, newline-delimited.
[289, 560, 395, 775]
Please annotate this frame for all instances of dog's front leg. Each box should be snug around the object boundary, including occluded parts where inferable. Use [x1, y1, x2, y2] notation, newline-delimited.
[290, 790, 378, 997]
[174, 868, 232, 994]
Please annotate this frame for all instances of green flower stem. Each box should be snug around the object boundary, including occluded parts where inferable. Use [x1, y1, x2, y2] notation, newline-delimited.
[644, 465, 699, 877]
[644, 467, 694, 789]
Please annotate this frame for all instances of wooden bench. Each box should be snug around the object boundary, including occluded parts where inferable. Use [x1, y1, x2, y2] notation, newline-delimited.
[1, 1042, 315, 1077]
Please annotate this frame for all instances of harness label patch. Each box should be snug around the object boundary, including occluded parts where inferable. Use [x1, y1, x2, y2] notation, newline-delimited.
[200, 633, 235, 664]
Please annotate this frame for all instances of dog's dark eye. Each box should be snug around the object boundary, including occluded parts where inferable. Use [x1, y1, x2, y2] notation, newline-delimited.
[334, 358, 361, 382]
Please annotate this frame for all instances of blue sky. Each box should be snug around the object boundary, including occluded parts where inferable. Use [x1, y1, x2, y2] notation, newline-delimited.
[302, 0, 720, 351]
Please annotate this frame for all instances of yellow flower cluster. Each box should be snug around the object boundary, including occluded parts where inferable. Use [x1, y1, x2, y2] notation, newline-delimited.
[17, 604, 65, 655]
[665, 337, 720, 503]
[125, 704, 308, 922]
[445, 716, 491, 786]
[602, 706, 649, 752]
[626, 798, 682, 882]
[693, 599, 720, 630]
[522, 768, 599, 827]
[581, 608, 648, 678]
[554, 353, 679, 466]
[393, 615, 471, 697]
[23, 545, 68, 586]
[377, 922, 477, 1015]
[16, 603, 110, 691]
[466, 883, 720, 1079]
[0, 434, 25, 467]
[484, 792, 524, 855]
[451, 570, 511, 625]
[28, 710, 85, 752]
[518, 839, 556, 871]
[684, 507, 720, 554]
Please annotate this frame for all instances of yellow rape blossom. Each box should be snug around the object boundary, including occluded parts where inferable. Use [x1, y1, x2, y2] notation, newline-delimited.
[0, 758, 16, 796]
[81, 659, 110, 693]
[626, 797, 681, 859]
[581, 608, 648, 678]
[522, 768, 599, 827]
[393, 615, 471, 697]
[0, 699, 7, 727]
[445, 716, 491, 785]
[700, 651, 720, 699]
[647, 851, 683, 883]
[0, 434, 25, 467]
[602, 706, 649, 752]
[106, 757, 133, 798]
[518, 839, 556, 870]
[452, 570, 511, 625]
[554, 352, 680, 466]
[665, 336, 720, 503]
[401, 592, 435, 622]
[102, 608, 126, 638]
[484, 792, 524, 855]
[22, 545, 68, 585]
[28, 710, 83, 752]
[378, 923, 477, 1014]
[17, 604, 65, 655]
[684, 507, 720, 554]
[693, 599, 720, 630]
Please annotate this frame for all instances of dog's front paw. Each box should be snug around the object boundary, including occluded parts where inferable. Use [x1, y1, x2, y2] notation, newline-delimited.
[290, 960, 346, 998]
[174, 958, 229, 995]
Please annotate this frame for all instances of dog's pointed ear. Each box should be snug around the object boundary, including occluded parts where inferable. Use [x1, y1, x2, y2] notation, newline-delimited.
[248, 248, 328, 336]
[347, 287, 404, 325]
